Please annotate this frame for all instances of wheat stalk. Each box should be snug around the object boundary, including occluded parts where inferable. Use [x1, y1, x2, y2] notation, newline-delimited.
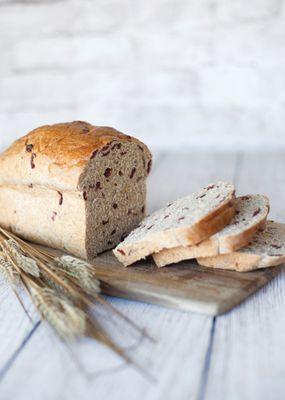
[30, 285, 86, 340]
[55, 256, 100, 296]
[0, 253, 20, 286]
[40, 263, 75, 300]
[0, 226, 152, 374]
[2, 239, 40, 277]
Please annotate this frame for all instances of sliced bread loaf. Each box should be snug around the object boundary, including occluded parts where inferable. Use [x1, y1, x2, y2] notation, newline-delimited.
[0, 121, 152, 260]
[197, 221, 285, 272]
[113, 182, 236, 266]
[153, 195, 269, 267]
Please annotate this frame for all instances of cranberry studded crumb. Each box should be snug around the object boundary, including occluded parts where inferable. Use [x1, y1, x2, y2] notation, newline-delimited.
[107, 240, 113, 245]
[119, 171, 123, 176]
[104, 168, 112, 178]
[130, 167, 136, 179]
[121, 151, 127, 156]
[83, 191, 87, 201]
[28, 183, 33, 188]
[58, 191, 63, 205]
[271, 244, 282, 249]
[101, 144, 111, 157]
[95, 182, 101, 190]
[101, 144, 110, 153]
[112, 143, 122, 150]
[253, 208, 261, 217]
[51, 212, 57, 221]
[30, 153, 36, 169]
[112, 203, 118, 209]
[206, 184, 215, 190]
[102, 219, 109, 225]
[91, 150, 98, 159]
[138, 144, 144, 152]
[117, 249, 126, 256]
[141, 206, 145, 213]
[111, 229, 116, 235]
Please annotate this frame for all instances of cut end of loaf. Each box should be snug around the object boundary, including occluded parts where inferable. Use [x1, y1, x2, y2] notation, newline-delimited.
[80, 137, 152, 260]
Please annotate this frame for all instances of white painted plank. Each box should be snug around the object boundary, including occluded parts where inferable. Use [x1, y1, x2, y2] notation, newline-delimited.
[0, 279, 37, 371]
[0, 151, 238, 400]
[204, 151, 285, 400]
[0, 301, 212, 400]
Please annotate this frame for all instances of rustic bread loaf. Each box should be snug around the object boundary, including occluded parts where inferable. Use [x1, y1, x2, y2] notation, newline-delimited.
[0, 121, 152, 260]
[114, 182, 236, 266]
[153, 195, 269, 267]
[197, 221, 285, 272]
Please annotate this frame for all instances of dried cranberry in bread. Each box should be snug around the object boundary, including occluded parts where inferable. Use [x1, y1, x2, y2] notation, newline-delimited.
[197, 221, 285, 272]
[154, 195, 269, 267]
[0, 121, 152, 260]
[114, 182, 235, 266]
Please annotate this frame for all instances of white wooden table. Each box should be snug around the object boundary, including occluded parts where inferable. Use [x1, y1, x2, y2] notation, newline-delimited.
[0, 150, 284, 400]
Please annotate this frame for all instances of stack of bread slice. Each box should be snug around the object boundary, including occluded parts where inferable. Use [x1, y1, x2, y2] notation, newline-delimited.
[114, 182, 285, 272]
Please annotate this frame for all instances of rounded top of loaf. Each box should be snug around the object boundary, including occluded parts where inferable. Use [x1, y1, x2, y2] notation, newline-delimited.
[0, 121, 151, 191]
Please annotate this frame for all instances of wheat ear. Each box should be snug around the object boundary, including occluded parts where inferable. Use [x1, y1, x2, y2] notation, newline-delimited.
[30, 286, 86, 340]
[2, 239, 40, 277]
[55, 256, 100, 296]
[0, 253, 20, 286]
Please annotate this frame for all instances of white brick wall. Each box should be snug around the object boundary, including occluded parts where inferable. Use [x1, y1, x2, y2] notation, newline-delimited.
[0, 0, 285, 152]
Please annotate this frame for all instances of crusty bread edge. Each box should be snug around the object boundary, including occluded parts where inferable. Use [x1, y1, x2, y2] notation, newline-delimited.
[114, 199, 235, 266]
[217, 219, 267, 254]
[154, 196, 269, 267]
[197, 252, 285, 272]
[153, 235, 219, 267]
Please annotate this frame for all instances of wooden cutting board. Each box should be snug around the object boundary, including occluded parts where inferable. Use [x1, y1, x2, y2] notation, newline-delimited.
[92, 251, 283, 316]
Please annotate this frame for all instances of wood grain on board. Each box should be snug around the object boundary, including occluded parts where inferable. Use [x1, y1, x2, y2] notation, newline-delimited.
[94, 251, 282, 316]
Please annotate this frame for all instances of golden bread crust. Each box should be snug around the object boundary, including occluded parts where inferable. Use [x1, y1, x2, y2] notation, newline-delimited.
[0, 121, 145, 191]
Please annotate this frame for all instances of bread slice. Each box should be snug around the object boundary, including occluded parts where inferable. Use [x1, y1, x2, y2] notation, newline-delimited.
[113, 182, 236, 266]
[197, 221, 285, 272]
[153, 195, 269, 267]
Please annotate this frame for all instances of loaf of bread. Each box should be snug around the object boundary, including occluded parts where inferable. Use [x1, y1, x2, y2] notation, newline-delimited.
[0, 121, 152, 260]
